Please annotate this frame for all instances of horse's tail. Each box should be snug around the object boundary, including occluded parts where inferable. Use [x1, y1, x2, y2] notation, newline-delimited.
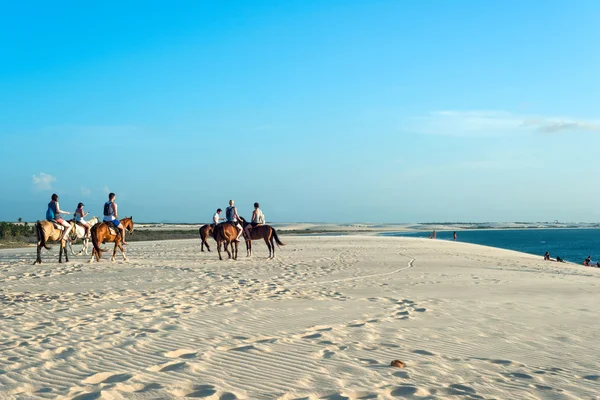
[272, 227, 285, 247]
[91, 224, 106, 257]
[36, 221, 51, 250]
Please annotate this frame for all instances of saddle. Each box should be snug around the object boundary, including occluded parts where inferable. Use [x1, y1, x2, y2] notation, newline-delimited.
[104, 221, 118, 236]
[47, 219, 65, 231]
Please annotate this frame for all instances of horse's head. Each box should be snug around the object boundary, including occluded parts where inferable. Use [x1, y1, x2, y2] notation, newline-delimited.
[238, 216, 247, 226]
[122, 216, 134, 234]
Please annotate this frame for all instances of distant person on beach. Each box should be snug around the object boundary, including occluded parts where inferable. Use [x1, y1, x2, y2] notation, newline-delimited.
[544, 252, 550, 261]
[556, 256, 564, 263]
[433, 230, 437, 239]
[74, 202, 91, 238]
[104, 192, 128, 245]
[244, 202, 265, 239]
[212, 208, 224, 226]
[583, 256, 591, 266]
[225, 200, 243, 242]
[46, 193, 71, 240]
[453, 231, 457, 241]
[597, 260, 600, 268]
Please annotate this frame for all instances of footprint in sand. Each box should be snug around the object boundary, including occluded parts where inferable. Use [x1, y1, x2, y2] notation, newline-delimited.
[504, 372, 533, 380]
[164, 349, 197, 359]
[412, 349, 435, 356]
[489, 359, 512, 365]
[390, 385, 418, 397]
[148, 361, 187, 372]
[583, 375, 600, 381]
[302, 333, 322, 340]
[83, 372, 133, 384]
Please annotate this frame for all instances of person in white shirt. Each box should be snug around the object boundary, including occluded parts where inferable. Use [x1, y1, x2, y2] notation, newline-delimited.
[212, 208, 224, 226]
[244, 202, 265, 239]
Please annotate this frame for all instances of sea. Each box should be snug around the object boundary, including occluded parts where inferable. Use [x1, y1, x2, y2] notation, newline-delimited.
[382, 229, 600, 264]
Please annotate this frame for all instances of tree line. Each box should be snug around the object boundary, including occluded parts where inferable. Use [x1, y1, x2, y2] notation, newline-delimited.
[0, 222, 35, 240]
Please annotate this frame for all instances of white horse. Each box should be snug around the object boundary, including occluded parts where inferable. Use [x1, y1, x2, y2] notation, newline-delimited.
[67, 217, 99, 255]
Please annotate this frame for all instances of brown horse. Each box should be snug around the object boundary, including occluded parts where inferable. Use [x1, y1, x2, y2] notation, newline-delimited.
[240, 217, 285, 258]
[33, 220, 70, 264]
[212, 222, 241, 260]
[198, 224, 214, 252]
[89, 217, 134, 263]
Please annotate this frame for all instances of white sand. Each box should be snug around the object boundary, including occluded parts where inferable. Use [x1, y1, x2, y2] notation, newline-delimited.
[1, 236, 599, 399]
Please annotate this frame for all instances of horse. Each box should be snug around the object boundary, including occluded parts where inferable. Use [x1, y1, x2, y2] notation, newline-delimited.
[67, 217, 99, 256]
[212, 221, 241, 260]
[33, 220, 71, 264]
[198, 224, 214, 252]
[89, 217, 134, 263]
[239, 216, 285, 258]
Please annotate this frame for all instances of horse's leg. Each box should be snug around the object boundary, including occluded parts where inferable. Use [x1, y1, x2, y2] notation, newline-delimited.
[217, 241, 223, 260]
[225, 241, 232, 259]
[59, 240, 64, 263]
[206, 240, 211, 252]
[81, 237, 88, 255]
[118, 241, 128, 261]
[64, 241, 69, 262]
[34, 244, 41, 265]
[111, 240, 118, 262]
[270, 235, 276, 259]
[234, 240, 238, 260]
[263, 237, 271, 259]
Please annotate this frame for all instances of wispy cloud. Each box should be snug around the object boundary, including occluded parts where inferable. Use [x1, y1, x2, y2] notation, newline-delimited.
[521, 119, 600, 133]
[81, 186, 91, 196]
[103, 186, 111, 195]
[32, 172, 56, 191]
[410, 110, 600, 136]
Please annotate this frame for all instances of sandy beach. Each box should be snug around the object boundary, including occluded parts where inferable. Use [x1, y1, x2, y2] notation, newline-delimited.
[1, 236, 599, 399]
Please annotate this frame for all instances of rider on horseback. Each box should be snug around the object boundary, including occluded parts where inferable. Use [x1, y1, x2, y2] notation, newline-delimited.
[225, 200, 243, 242]
[244, 202, 265, 239]
[46, 193, 71, 240]
[103, 192, 128, 245]
[213, 208, 224, 226]
[74, 202, 91, 238]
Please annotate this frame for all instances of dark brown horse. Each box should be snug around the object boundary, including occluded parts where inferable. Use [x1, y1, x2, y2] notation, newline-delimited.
[239, 217, 285, 258]
[198, 224, 214, 252]
[33, 220, 70, 264]
[212, 222, 240, 260]
[89, 217, 134, 263]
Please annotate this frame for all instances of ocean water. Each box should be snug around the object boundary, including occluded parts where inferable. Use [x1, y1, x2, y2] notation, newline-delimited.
[383, 229, 600, 264]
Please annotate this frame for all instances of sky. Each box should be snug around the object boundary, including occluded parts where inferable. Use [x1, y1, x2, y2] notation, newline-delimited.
[1, 0, 599, 223]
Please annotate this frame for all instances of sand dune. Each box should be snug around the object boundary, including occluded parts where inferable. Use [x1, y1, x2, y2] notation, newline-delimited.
[1, 236, 599, 399]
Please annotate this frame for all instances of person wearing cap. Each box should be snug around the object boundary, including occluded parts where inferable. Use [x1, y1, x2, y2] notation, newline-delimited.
[74, 202, 91, 238]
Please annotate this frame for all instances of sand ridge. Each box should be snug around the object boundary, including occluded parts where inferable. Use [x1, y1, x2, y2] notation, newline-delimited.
[1, 236, 599, 399]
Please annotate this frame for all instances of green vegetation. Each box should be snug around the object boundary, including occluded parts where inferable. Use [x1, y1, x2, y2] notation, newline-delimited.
[0, 222, 36, 247]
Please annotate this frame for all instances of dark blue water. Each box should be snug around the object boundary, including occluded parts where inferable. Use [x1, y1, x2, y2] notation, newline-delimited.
[383, 229, 600, 263]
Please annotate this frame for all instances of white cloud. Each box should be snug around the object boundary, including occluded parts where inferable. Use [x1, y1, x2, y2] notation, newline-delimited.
[410, 110, 600, 136]
[103, 186, 110, 195]
[81, 186, 91, 196]
[522, 119, 600, 133]
[32, 172, 56, 191]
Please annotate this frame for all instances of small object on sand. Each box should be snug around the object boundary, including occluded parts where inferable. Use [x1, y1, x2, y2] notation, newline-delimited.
[390, 359, 405, 368]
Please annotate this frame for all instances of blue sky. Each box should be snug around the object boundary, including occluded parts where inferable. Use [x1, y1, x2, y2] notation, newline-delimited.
[1, 0, 599, 223]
